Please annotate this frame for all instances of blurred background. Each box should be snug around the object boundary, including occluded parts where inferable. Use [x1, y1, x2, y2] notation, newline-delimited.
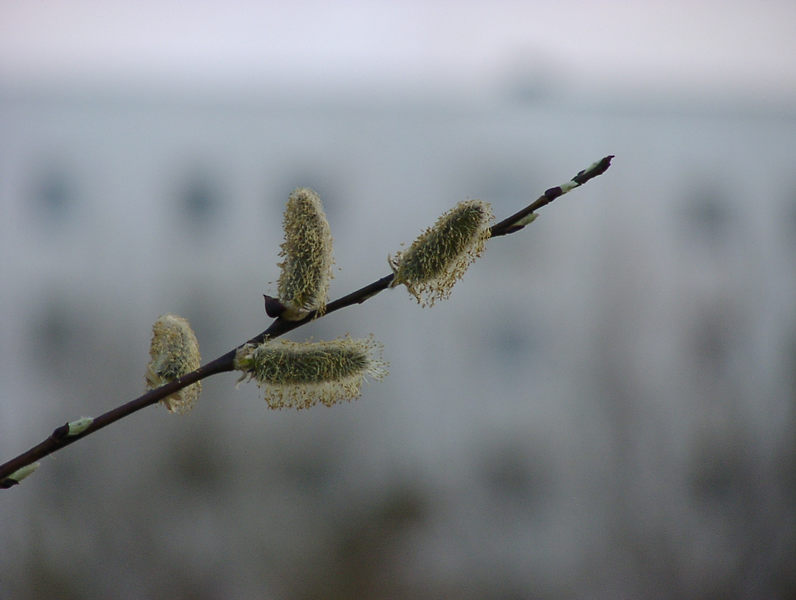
[1, 1, 795, 598]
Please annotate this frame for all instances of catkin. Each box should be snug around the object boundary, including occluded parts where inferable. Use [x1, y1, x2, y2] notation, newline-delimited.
[146, 314, 202, 414]
[277, 188, 334, 319]
[235, 335, 387, 410]
[389, 200, 493, 306]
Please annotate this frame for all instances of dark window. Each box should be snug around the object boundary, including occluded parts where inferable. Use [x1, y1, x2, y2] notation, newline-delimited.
[29, 166, 78, 226]
[179, 173, 219, 226]
[680, 183, 734, 246]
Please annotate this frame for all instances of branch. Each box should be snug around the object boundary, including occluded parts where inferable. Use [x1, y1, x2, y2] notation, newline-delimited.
[491, 155, 614, 236]
[0, 155, 613, 488]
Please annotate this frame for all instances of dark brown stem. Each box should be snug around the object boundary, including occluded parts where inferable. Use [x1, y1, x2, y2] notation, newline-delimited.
[491, 155, 614, 237]
[0, 155, 613, 487]
[0, 353, 235, 487]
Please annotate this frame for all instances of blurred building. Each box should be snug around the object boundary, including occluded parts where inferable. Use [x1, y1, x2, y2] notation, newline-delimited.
[1, 83, 794, 599]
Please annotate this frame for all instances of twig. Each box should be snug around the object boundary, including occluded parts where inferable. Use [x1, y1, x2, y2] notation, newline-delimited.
[0, 155, 613, 488]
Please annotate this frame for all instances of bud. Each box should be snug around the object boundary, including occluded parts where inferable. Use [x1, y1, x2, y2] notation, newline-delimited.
[146, 314, 202, 414]
[67, 416, 94, 436]
[3, 462, 40, 487]
[234, 335, 388, 410]
[277, 187, 334, 320]
[510, 212, 538, 229]
[389, 200, 493, 306]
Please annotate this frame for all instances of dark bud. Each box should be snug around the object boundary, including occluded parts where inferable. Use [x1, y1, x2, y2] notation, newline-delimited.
[544, 186, 563, 200]
[264, 294, 287, 318]
[52, 423, 71, 440]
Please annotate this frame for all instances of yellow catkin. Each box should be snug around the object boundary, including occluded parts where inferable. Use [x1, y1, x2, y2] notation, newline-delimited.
[277, 187, 334, 320]
[234, 335, 388, 410]
[146, 314, 202, 414]
[389, 200, 493, 306]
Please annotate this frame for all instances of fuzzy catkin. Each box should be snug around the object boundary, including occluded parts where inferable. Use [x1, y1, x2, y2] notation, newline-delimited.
[146, 314, 202, 414]
[235, 336, 387, 410]
[277, 188, 334, 319]
[389, 199, 493, 306]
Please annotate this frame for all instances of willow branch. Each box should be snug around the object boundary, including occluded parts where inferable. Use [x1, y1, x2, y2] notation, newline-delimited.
[0, 155, 613, 488]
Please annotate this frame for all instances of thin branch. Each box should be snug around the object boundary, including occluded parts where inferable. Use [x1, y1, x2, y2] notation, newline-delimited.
[491, 155, 614, 237]
[0, 155, 613, 488]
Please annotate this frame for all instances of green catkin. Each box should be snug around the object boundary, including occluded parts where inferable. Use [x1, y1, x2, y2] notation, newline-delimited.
[389, 199, 494, 306]
[234, 336, 388, 410]
[146, 314, 202, 414]
[277, 187, 334, 320]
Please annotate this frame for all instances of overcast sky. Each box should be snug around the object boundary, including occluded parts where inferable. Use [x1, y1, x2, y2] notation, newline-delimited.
[1, 0, 795, 101]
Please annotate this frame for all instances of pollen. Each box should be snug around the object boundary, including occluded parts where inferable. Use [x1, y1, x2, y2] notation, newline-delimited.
[234, 335, 388, 410]
[277, 187, 334, 320]
[146, 314, 202, 414]
[389, 199, 493, 306]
